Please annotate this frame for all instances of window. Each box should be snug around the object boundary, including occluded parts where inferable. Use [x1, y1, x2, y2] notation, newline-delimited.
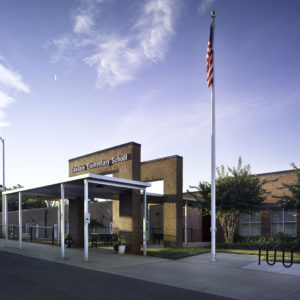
[271, 209, 296, 236]
[54, 224, 58, 239]
[239, 211, 261, 236]
[65, 222, 70, 235]
[35, 224, 39, 239]
[25, 223, 29, 235]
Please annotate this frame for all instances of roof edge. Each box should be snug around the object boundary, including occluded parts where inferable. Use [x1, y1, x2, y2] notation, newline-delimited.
[141, 155, 183, 165]
[69, 142, 141, 162]
[257, 169, 295, 177]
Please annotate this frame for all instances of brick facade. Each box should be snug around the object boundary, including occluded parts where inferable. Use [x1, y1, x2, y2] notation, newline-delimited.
[68, 142, 184, 252]
[3, 201, 203, 243]
[6, 141, 297, 247]
[258, 170, 299, 239]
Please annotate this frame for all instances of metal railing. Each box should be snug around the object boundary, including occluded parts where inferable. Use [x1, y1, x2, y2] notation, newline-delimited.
[89, 226, 114, 235]
[1, 224, 68, 245]
[258, 243, 300, 268]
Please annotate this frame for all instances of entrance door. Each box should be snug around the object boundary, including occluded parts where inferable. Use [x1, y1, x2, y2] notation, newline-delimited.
[202, 215, 211, 242]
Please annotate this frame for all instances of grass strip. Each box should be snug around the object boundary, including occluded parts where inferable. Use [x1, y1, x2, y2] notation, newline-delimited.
[146, 247, 300, 263]
[146, 247, 210, 259]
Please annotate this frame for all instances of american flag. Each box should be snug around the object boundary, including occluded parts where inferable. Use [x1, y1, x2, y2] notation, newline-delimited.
[206, 22, 214, 87]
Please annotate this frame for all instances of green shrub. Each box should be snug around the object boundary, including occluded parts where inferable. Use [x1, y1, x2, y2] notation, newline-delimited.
[89, 218, 104, 227]
[218, 233, 299, 250]
[65, 233, 72, 240]
[117, 235, 126, 245]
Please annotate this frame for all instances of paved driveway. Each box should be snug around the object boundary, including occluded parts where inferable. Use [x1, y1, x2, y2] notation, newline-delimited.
[0, 251, 231, 300]
[1, 240, 300, 300]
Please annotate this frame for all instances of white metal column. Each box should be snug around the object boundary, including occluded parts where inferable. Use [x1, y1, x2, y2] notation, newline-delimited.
[210, 10, 217, 262]
[184, 200, 188, 246]
[1, 137, 5, 237]
[19, 192, 22, 249]
[143, 189, 147, 256]
[61, 184, 65, 258]
[84, 179, 89, 261]
[4, 194, 7, 246]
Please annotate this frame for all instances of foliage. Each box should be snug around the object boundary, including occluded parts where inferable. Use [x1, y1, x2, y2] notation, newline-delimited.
[216, 159, 269, 211]
[23, 199, 47, 210]
[188, 157, 270, 244]
[117, 234, 126, 245]
[89, 218, 104, 228]
[218, 233, 299, 249]
[0, 184, 48, 211]
[65, 233, 72, 240]
[273, 163, 300, 208]
[113, 235, 126, 252]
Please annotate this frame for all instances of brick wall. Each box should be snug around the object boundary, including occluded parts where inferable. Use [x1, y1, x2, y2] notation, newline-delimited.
[258, 170, 297, 203]
[149, 205, 202, 242]
[1, 201, 113, 230]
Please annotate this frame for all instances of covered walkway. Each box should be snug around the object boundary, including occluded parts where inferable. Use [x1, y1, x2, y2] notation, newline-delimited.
[2, 173, 151, 261]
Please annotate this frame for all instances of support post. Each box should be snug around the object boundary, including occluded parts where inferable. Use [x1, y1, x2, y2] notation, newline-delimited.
[57, 200, 61, 246]
[4, 194, 8, 246]
[1, 137, 5, 237]
[184, 200, 188, 246]
[19, 192, 22, 249]
[84, 179, 89, 261]
[61, 184, 65, 258]
[143, 189, 147, 256]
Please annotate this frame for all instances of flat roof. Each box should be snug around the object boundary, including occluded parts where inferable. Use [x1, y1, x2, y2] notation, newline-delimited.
[69, 141, 140, 162]
[4, 173, 151, 200]
[256, 169, 295, 176]
[3, 173, 198, 205]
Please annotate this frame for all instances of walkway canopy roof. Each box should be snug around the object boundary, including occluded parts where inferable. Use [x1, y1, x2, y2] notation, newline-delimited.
[3, 173, 151, 200]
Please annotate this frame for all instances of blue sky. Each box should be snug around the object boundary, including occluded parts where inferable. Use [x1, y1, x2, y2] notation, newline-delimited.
[0, 0, 299, 191]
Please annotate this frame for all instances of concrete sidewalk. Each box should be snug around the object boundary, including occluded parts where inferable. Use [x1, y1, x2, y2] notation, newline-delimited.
[1, 239, 300, 300]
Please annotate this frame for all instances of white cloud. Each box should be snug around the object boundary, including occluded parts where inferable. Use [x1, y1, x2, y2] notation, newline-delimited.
[105, 87, 300, 157]
[135, 0, 176, 61]
[72, 0, 101, 34]
[49, 0, 180, 88]
[0, 59, 29, 127]
[83, 36, 141, 87]
[0, 63, 30, 93]
[0, 90, 14, 108]
[197, 0, 216, 15]
[74, 15, 95, 33]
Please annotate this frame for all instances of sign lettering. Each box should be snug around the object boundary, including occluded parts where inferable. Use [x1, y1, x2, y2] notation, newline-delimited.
[71, 154, 131, 173]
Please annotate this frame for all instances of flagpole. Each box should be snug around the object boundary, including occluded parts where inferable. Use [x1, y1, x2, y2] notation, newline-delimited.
[210, 10, 216, 262]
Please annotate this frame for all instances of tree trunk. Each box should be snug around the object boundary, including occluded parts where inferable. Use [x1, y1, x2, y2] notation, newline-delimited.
[217, 210, 240, 244]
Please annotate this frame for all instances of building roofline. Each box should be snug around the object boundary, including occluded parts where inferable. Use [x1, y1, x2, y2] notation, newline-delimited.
[141, 155, 183, 165]
[256, 169, 295, 176]
[3, 173, 151, 197]
[69, 142, 141, 162]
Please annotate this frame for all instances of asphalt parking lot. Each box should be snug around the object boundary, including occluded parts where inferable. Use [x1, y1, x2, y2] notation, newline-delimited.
[0, 251, 232, 300]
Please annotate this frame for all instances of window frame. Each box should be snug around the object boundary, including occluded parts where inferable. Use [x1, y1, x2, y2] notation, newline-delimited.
[271, 208, 297, 237]
[239, 211, 261, 237]
[24, 223, 29, 235]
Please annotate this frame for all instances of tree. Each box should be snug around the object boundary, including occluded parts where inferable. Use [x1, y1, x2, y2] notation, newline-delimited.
[0, 184, 47, 211]
[273, 163, 300, 208]
[23, 199, 47, 210]
[188, 157, 269, 244]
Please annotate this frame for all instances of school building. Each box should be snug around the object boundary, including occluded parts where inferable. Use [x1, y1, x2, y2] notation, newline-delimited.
[2, 142, 299, 260]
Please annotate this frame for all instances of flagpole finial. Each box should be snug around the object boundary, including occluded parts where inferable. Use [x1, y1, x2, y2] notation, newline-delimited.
[211, 10, 216, 17]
